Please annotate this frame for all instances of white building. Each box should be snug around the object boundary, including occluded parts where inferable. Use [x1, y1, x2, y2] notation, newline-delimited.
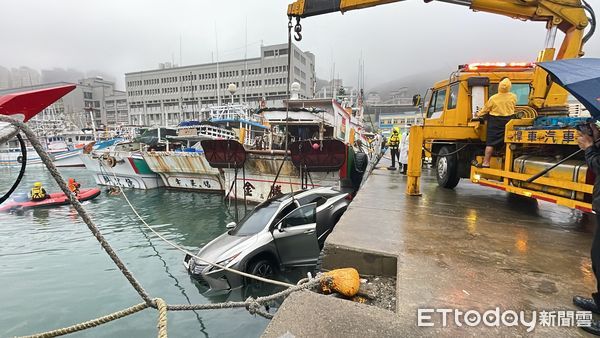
[60, 77, 127, 128]
[125, 43, 316, 126]
[365, 92, 382, 105]
[0, 66, 41, 89]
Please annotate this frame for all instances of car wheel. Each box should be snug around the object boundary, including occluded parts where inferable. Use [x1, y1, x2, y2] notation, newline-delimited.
[247, 259, 276, 283]
[436, 146, 460, 189]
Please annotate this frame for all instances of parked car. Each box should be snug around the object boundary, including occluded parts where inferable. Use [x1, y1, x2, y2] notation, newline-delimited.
[183, 187, 351, 291]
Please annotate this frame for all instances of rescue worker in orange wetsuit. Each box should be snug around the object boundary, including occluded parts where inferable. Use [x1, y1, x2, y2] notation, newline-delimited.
[68, 178, 81, 195]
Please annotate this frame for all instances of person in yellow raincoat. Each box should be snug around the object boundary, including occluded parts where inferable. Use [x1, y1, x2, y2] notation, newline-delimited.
[474, 78, 517, 168]
[29, 182, 49, 201]
[387, 129, 401, 169]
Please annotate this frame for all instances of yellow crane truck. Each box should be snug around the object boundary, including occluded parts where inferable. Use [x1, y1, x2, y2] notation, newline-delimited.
[287, 0, 596, 212]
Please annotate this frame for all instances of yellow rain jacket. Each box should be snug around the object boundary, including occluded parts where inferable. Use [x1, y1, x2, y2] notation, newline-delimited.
[30, 186, 47, 200]
[477, 78, 517, 117]
[387, 132, 400, 149]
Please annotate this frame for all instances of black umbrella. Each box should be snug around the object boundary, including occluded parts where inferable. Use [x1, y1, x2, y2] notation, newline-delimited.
[537, 58, 600, 119]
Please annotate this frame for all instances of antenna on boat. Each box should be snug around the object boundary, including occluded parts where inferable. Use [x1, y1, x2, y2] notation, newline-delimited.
[215, 22, 222, 106]
[244, 17, 248, 104]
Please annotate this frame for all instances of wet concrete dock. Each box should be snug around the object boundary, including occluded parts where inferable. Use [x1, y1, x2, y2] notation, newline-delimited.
[263, 156, 596, 336]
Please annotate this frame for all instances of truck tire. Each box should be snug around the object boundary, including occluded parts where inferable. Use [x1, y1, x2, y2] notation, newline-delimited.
[436, 146, 460, 189]
[353, 152, 368, 173]
[350, 152, 369, 190]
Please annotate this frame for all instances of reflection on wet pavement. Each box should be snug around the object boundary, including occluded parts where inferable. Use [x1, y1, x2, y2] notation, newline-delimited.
[322, 156, 597, 335]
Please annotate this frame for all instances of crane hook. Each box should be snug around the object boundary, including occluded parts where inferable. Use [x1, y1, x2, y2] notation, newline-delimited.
[294, 17, 302, 41]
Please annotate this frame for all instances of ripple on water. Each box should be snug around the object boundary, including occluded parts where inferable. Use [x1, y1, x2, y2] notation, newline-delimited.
[0, 167, 273, 337]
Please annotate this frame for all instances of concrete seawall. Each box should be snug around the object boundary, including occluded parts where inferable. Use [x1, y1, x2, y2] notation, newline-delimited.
[264, 157, 595, 336]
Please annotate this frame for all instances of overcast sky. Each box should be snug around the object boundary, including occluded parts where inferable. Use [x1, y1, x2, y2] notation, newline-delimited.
[1, 0, 598, 90]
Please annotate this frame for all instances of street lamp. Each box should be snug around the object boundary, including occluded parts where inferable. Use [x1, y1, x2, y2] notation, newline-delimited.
[227, 83, 237, 104]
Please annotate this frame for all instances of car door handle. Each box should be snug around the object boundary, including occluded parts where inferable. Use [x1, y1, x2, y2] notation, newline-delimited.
[304, 229, 315, 235]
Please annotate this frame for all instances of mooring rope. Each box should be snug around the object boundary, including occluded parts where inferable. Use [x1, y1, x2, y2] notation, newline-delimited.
[19, 302, 150, 338]
[0, 115, 153, 306]
[0, 115, 328, 338]
[155, 298, 168, 338]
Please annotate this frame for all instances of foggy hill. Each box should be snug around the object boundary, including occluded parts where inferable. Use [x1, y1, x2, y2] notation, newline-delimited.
[367, 67, 452, 101]
[41, 68, 116, 86]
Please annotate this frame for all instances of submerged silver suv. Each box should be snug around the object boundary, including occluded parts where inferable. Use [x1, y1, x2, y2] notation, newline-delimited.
[184, 187, 350, 291]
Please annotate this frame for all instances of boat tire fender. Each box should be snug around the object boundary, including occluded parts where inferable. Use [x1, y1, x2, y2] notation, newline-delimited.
[102, 154, 117, 168]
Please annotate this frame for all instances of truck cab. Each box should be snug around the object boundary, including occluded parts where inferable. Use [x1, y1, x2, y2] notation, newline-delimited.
[419, 63, 536, 188]
[410, 62, 593, 212]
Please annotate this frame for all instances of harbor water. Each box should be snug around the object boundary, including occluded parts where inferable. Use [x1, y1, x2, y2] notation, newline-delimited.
[0, 166, 305, 337]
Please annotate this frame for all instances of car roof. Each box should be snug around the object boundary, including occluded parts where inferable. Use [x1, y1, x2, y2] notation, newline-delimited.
[257, 187, 337, 208]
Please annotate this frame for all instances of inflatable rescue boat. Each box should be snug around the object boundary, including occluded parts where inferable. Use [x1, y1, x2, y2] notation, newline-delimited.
[0, 188, 101, 212]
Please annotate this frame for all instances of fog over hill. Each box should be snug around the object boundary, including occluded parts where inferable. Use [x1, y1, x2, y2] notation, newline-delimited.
[366, 67, 452, 101]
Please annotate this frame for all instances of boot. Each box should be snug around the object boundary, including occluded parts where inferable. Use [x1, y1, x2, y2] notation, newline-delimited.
[573, 295, 600, 314]
[581, 320, 600, 336]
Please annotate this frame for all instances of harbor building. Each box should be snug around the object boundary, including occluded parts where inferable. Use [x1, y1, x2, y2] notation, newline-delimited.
[363, 103, 421, 135]
[60, 77, 127, 128]
[125, 43, 316, 126]
[0, 66, 41, 90]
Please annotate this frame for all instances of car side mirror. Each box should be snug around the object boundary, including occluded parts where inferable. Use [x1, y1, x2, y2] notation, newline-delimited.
[412, 94, 422, 107]
[226, 221, 236, 229]
[277, 222, 284, 232]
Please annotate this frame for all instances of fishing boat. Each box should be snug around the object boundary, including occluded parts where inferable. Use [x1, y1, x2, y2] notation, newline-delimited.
[0, 135, 85, 167]
[142, 122, 234, 192]
[80, 128, 172, 189]
[142, 104, 267, 192]
[208, 86, 382, 204]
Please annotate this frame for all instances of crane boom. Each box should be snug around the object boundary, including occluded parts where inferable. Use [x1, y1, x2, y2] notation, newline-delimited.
[288, 0, 587, 34]
[287, 0, 593, 109]
[287, 0, 597, 201]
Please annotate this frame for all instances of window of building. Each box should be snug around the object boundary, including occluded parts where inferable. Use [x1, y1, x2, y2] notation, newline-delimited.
[264, 50, 275, 57]
[279, 48, 288, 55]
[84, 92, 92, 99]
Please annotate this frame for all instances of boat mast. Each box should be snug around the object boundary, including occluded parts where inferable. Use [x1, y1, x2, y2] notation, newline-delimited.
[244, 17, 248, 104]
[215, 23, 221, 106]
